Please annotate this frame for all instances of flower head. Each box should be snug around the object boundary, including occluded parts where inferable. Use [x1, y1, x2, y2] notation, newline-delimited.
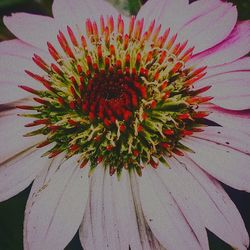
[0, 0, 250, 249]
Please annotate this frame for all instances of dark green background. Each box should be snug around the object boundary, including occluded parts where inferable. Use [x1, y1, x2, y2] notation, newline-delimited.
[0, 0, 250, 249]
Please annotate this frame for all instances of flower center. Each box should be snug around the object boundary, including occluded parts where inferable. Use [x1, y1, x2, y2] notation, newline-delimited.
[18, 15, 212, 176]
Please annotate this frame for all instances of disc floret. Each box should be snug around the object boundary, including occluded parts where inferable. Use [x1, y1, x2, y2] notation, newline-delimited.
[18, 15, 212, 176]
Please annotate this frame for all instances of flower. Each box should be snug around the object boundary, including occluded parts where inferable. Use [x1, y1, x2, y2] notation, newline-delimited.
[0, 0, 250, 249]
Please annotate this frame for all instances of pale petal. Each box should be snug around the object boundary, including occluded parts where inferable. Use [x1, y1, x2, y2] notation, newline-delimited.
[197, 72, 250, 110]
[192, 126, 250, 155]
[155, 161, 209, 250]
[205, 57, 250, 78]
[157, 157, 248, 249]
[178, 1, 237, 54]
[184, 137, 250, 192]
[182, 157, 249, 248]
[130, 172, 165, 250]
[205, 104, 250, 134]
[0, 148, 50, 202]
[80, 167, 107, 250]
[190, 21, 250, 67]
[0, 54, 49, 104]
[136, 0, 188, 33]
[24, 156, 89, 250]
[3, 13, 59, 50]
[137, 167, 203, 250]
[80, 168, 164, 250]
[23, 155, 64, 250]
[52, 0, 119, 29]
[0, 39, 49, 59]
[0, 109, 44, 162]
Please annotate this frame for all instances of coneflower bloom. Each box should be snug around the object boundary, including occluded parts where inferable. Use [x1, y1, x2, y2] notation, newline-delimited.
[0, 0, 250, 249]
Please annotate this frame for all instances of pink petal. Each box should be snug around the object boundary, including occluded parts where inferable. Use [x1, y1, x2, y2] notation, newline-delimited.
[3, 13, 59, 50]
[0, 39, 49, 59]
[136, 0, 188, 33]
[52, 0, 119, 28]
[158, 157, 249, 249]
[190, 21, 250, 67]
[80, 167, 107, 250]
[192, 126, 250, 155]
[197, 72, 250, 110]
[80, 169, 164, 250]
[184, 137, 250, 192]
[205, 104, 250, 134]
[185, 158, 249, 249]
[155, 161, 209, 250]
[178, 1, 237, 54]
[130, 172, 165, 250]
[0, 54, 47, 104]
[0, 109, 43, 162]
[205, 57, 250, 78]
[24, 156, 89, 250]
[0, 148, 50, 202]
[137, 167, 203, 250]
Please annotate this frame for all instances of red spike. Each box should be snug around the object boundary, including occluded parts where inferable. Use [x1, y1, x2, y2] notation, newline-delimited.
[129, 16, 136, 36]
[150, 158, 158, 169]
[184, 72, 207, 86]
[187, 96, 214, 104]
[171, 62, 183, 74]
[120, 124, 126, 132]
[33, 97, 48, 105]
[163, 129, 174, 135]
[192, 111, 210, 119]
[33, 54, 49, 72]
[181, 130, 193, 136]
[37, 140, 51, 148]
[67, 26, 78, 46]
[166, 33, 177, 50]
[51, 63, 63, 76]
[177, 113, 190, 120]
[16, 105, 35, 110]
[152, 24, 161, 42]
[70, 144, 80, 152]
[100, 15, 105, 34]
[160, 143, 171, 149]
[173, 148, 184, 156]
[47, 42, 60, 61]
[81, 35, 87, 48]
[133, 150, 140, 157]
[18, 85, 39, 95]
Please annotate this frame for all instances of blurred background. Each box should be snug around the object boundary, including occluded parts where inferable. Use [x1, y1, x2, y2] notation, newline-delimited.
[0, 0, 250, 249]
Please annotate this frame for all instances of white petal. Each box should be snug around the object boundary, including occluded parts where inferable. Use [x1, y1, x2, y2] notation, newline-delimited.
[197, 72, 250, 110]
[3, 13, 59, 50]
[0, 109, 44, 162]
[182, 157, 249, 249]
[52, 0, 119, 29]
[137, 167, 203, 250]
[0, 148, 50, 202]
[178, 1, 237, 53]
[24, 156, 89, 250]
[80, 168, 164, 250]
[130, 171, 165, 250]
[80, 166, 107, 250]
[155, 161, 209, 250]
[205, 57, 250, 78]
[190, 21, 250, 67]
[136, 0, 188, 33]
[184, 137, 250, 192]
[192, 126, 250, 155]
[204, 104, 250, 134]
[157, 157, 248, 250]
[0, 39, 50, 59]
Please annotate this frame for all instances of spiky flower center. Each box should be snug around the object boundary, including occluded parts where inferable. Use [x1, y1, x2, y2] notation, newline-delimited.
[19, 15, 212, 176]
